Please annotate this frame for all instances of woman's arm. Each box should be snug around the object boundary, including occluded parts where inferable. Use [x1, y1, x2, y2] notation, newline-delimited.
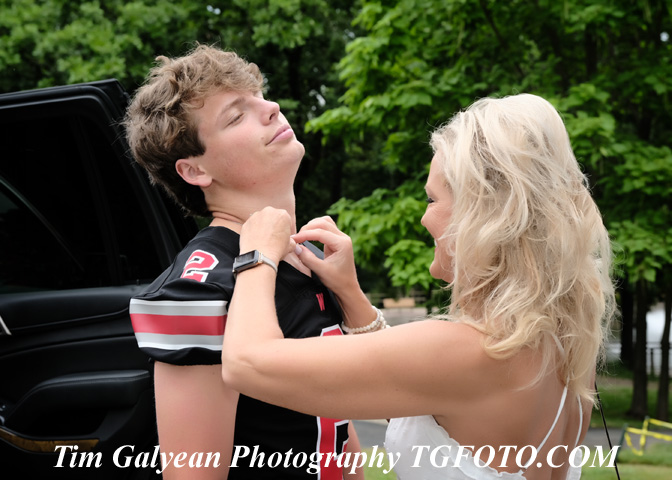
[221, 207, 480, 420]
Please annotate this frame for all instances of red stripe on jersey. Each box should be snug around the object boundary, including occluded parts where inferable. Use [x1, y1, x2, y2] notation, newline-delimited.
[317, 325, 347, 479]
[131, 313, 226, 336]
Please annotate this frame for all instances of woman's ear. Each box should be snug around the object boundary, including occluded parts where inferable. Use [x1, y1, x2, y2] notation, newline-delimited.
[176, 158, 213, 187]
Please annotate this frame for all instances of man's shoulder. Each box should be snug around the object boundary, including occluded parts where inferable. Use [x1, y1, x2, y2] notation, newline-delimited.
[134, 227, 239, 300]
[180, 226, 239, 258]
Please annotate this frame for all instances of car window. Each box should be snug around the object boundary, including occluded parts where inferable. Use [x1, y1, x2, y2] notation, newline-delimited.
[0, 179, 88, 292]
[78, 114, 163, 284]
[0, 109, 162, 292]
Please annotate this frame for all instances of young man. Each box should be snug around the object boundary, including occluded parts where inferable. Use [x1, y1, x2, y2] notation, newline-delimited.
[124, 44, 366, 479]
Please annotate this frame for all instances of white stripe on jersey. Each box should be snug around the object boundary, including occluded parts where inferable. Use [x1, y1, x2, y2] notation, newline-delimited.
[135, 332, 224, 351]
[130, 298, 228, 316]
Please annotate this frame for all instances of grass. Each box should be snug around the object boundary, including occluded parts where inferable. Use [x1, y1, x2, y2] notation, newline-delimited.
[581, 464, 671, 480]
[581, 443, 672, 480]
[593, 361, 672, 428]
[361, 449, 396, 480]
[362, 363, 672, 479]
[618, 442, 672, 466]
[363, 445, 672, 479]
[590, 384, 672, 428]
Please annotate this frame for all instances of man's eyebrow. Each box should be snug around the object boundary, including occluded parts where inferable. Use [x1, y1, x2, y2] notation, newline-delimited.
[216, 96, 247, 123]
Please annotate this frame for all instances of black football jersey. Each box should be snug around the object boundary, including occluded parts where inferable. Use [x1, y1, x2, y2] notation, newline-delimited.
[130, 226, 351, 479]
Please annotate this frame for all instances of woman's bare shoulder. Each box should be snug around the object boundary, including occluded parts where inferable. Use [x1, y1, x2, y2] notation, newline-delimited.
[398, 318, 493, 360]
[388, 319, 507, 390]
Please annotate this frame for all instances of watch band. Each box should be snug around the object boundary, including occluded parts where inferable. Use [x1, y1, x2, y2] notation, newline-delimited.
[255, 252, 278, 273]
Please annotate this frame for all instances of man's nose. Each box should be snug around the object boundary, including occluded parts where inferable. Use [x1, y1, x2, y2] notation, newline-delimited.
[260, 99, 280, 123]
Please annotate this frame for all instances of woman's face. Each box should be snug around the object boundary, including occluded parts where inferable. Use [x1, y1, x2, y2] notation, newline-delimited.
[421, 155, 454, 282]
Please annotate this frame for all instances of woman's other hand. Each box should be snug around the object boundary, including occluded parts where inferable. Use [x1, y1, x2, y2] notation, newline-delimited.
[292, 216, 359, 296]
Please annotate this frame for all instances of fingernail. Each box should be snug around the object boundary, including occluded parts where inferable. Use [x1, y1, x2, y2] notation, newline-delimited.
[295, 244, 303, 255]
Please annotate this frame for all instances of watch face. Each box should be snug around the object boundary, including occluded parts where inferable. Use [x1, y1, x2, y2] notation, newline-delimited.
[236, 251, 258, 264]
[233, 251, 261, 274]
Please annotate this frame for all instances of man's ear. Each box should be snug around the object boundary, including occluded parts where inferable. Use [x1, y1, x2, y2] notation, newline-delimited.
[175, 158, 212, 187]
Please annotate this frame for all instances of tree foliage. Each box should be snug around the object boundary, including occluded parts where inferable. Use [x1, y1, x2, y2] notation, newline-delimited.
[310, 0, 672, 298]
[0, 0, 202, 92]
[309, 0, 672, 416]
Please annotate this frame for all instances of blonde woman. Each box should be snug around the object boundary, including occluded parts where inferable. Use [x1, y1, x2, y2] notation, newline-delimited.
[221, 94, 616, 480]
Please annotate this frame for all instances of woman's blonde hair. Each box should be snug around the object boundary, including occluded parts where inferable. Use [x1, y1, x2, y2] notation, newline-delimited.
[430, 94, 616, 403]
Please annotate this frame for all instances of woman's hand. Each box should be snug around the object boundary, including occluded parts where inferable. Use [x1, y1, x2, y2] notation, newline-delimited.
[293, 216, 378, 330]
[240, 207, 296, 265]
[292, 216, 359, 296]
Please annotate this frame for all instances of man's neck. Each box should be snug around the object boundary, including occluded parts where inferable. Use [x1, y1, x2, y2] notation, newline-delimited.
[209, 190, 297, 233]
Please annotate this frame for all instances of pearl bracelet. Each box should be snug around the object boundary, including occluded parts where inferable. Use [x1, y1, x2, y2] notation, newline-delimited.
[341, 306, 389, 334]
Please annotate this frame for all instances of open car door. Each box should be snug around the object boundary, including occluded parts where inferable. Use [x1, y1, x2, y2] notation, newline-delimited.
[0, 80, 196, 479]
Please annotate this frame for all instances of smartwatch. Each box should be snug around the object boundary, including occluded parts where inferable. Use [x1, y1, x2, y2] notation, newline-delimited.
[232, 250, 278, 277]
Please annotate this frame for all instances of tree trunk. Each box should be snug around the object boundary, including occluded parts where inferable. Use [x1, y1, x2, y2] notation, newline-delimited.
[619, 280, 634, 368]
[656, 292, 671, 421]
[628, 279, 649, 419]
[584, 26, 597, 79]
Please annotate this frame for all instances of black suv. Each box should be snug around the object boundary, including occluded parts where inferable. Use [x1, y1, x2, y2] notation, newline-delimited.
[0, 80, 197, 478]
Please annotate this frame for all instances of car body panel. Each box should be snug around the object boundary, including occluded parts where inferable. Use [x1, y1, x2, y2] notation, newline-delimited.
[0, 79, 197, 478]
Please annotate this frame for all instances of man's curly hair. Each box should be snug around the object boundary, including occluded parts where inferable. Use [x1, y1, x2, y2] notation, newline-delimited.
[124, 44, 264, 216]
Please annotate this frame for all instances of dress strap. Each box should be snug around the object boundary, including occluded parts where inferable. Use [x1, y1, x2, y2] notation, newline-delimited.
[522, 385, 568, 471]
[573, 394, 583, 447]
[521, 384, 584, 473]
[536, 384, 569, 453]
[521, 384, 569, 470]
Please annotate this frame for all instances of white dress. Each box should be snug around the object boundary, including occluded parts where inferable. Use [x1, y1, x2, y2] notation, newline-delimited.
[384, 385, 583, 479]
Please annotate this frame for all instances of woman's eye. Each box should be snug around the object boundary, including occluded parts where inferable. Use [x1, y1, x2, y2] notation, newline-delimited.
[426, 196, 435, 204]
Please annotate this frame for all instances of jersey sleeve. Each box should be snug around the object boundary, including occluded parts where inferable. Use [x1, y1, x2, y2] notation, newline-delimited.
[129, 244, 234, 365]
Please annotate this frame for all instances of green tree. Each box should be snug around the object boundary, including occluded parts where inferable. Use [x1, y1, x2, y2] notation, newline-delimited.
[0, 0, 202, 92]
[309, 0, 672, 416]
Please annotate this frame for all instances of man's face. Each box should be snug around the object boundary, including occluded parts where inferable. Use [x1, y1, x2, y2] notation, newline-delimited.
[191, 90, 305, 189]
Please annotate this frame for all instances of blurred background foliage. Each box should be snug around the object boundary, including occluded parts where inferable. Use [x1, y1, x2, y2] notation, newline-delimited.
[1, 0, 670, 418]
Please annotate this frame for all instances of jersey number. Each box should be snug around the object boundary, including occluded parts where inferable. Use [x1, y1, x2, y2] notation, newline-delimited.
[317, 325, 349, 480]
[181, 250, 219, 282]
